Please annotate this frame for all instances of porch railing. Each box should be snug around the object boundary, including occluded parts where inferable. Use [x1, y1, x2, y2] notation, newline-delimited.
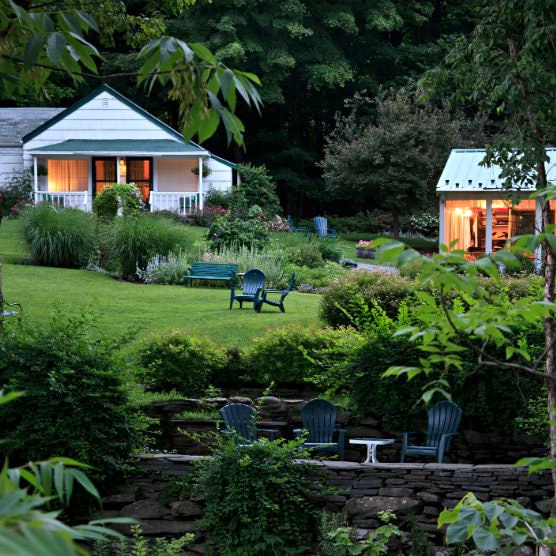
[34, 191, 89, 210]
[150, 192, 200, 215]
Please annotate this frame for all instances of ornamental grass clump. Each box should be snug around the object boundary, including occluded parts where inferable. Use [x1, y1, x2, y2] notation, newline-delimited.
[108, 215, 191, 279]
[22, 204, 96, 268]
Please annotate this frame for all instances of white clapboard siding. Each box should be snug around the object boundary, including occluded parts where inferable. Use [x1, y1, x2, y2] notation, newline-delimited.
[0, 147, 24, 187]
[24, 91, 179, 153]
[204, 158, 233, 192]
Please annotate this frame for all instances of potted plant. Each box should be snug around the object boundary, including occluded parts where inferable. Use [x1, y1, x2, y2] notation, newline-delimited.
[355, 240, 375, 259]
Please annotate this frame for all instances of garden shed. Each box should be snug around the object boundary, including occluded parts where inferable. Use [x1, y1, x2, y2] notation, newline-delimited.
[437, 148, 556, 260]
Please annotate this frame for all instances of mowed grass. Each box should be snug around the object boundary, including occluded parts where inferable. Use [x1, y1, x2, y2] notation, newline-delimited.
[0, 219, 321, 345]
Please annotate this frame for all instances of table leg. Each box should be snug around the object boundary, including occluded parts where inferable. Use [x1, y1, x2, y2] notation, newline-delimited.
[371, 444, 378, 464]
[363, 445, 372, 464]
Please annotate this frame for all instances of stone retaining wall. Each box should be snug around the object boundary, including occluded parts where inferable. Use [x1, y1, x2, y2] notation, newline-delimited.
[145, 396, 544, 464]
[101, 454, 552, 554]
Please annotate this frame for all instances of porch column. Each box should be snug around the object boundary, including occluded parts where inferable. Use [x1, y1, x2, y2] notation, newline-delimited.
[116, 156, 121, 184]
[535, 197, 543, 273]
[198, 156, 204, 210]
[438, 195, 445, 247]
[485, 198, 493, 255]
[33, 156, 38, 204]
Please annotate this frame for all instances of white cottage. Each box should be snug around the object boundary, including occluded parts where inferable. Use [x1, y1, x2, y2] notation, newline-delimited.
[437, 148, 556, 258]
[0, 84, 237, 213]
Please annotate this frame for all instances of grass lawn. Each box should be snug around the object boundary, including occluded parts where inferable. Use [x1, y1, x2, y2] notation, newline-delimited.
[0, 219, 321, 345]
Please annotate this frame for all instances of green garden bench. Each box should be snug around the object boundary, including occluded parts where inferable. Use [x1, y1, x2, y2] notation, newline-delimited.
[184, 262, 237, 286]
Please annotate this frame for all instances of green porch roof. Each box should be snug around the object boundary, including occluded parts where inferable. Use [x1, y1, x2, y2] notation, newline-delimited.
[29, 139, 207, 154]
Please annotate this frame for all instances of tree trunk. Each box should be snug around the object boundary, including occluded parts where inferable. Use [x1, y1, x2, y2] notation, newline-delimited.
[392, 209, 400, 239]
[538, 162, 556, 516]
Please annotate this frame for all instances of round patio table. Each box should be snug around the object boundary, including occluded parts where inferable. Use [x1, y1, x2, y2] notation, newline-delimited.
[349, 438, 395, 464]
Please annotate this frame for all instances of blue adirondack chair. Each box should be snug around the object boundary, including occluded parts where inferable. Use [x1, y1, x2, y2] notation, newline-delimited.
[400, 400, 462, 463]
[220, 403, 279, 444]
[255, 273, 296, 313]
[229, 268, 266, 310]
[294, 398, 346, 460]
[313, 216, 337, 239]
[287, 215, 311, 238]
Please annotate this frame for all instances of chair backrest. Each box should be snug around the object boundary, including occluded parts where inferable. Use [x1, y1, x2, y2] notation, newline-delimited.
[313, 216, 328, 238]
[242, 269, 266, 294]
[300, 398, 338, 443]
[426, 400, 462, 448]
[220, 403, 257, 441]
[284, 272, 296, 293]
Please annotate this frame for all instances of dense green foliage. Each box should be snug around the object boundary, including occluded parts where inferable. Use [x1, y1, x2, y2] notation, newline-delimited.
[108, 216, 190, 278]
[138, 330, 228, 395]
[320, 271, 415, 326]
[242, 324, 363, 385]
[195, 437, 324, 555]
[232, 163, 280, 217]
[311, 301, 542, 435]
[0, 168, 33, 217]
[207, 212, 270, 251]
[0, 315, 144, 481]
[180, 0, 482, 213]
[93, 183, 143, 219]
[22, 205, 96, 268]
[321, 87, 490, 234]
[0, 393, 125, 556]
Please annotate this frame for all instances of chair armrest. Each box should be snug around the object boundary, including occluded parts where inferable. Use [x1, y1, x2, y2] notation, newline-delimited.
[293, 428, 304, 437]
[221, 429, 234, 436]
[257, 428, 279, 441]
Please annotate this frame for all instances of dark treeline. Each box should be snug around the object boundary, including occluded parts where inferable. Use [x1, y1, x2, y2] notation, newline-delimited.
[13, 0, 485, 216]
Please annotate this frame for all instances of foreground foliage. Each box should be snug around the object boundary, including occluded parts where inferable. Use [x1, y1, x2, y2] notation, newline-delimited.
[194, 437, 325, 555]
[0, 314, 147, 482]
[0, 392, 128, 556]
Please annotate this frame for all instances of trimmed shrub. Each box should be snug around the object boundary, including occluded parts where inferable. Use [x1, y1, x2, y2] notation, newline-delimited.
[108, 216, 191, 279]
[93, 183, 143, 219]
[286, 261, 345, 289]
[204, 188, 231, 209]
[0, 314, 144, 482]
[287, 242, 324, 268]
[320, 270, 415, 327]
[242, 324, 364, 385]
[316, 239, 342, 262]
[22, 204, 96, 268]
[138, 331, 228, 395]
[207, 213, 270, 251]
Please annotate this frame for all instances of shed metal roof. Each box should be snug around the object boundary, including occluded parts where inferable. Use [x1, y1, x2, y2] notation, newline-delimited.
[436, 148, 556, 192]
[0, 107, 65, 146]
[28, 139, 207, 155]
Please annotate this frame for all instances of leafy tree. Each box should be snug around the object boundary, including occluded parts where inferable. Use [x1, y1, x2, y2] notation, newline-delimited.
[178, 0, 484, 214]
[234, 163, 280, 217]
[321, 87, 489, 236]
[0, 1, 261, 146]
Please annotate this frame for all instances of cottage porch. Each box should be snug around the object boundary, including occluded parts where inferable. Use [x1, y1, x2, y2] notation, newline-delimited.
[29, 139, 209, 214]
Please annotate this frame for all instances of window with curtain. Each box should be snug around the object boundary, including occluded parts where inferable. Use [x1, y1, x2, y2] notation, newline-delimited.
[94, 158, 116, 196]
[47, 159, 88, 192]
[127, 158, 152, 202]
